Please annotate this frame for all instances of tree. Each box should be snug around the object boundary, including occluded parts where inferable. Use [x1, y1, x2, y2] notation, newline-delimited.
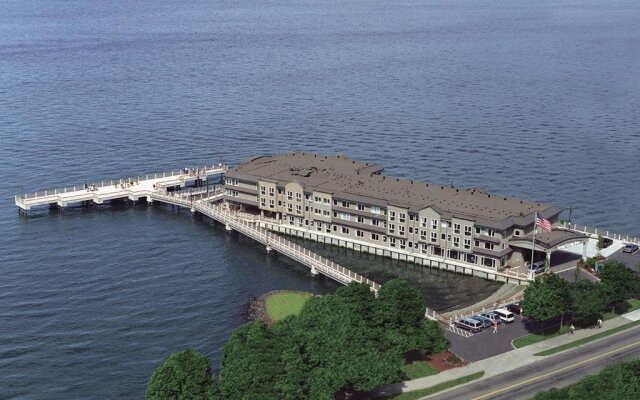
[569, 280, 607, 327]
[600, 261, 640, 312]
[596, 234, 605, 256]
[522, 274, 570, 324]
[146, 349, 216, 400]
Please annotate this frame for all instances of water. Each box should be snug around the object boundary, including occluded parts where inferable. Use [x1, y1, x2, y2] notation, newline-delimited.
[1, 0, 639, 398]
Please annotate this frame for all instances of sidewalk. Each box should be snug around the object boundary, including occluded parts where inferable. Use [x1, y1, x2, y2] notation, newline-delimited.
[374, 314, 636, 398]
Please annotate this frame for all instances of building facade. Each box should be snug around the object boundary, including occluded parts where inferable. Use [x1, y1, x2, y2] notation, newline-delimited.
[223, 153, 576, 273]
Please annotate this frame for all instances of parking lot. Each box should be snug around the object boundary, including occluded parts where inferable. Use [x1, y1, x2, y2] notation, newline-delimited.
[606, 247, 640, 273]
[446, 315, 530, 362]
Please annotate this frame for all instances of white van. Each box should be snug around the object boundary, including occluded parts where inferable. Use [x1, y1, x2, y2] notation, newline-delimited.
[493, 308, 515, 323]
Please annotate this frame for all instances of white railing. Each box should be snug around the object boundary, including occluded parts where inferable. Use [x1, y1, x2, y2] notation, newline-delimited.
[563, 222, 639, 245]
[150, 192, 380, 292]
[16, 165, 227, 201]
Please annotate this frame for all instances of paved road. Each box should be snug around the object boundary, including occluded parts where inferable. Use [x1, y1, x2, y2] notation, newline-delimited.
[446, 317, 529, 362]
[607, 248, 640, 273]
[429, 325, 640, 400]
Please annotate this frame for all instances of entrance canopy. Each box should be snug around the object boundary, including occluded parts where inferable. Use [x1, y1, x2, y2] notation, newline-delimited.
[509, 229, 588, 253]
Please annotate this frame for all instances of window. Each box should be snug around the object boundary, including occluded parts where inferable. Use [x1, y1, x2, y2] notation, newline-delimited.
[314, 196, 321, 202]
[382, 236, 388, 242]
[389, 224, 395, 234]
[431, 219, 438, 230]
[399, 239, 406, 249]
[475, 227, 481, 234]
[421, 217, 428, 227]
[465, 226, 472, 236]
[288, 215, 294, 223]
[315, 208, 322, 215]
[296, 192, 302, 202]
[484, 242, 494, 250]
[287, 203, 293, 212]
[278, 201, 282, 206]
[441, 233, 446, 240]
[408, 227, 413, 234]
[357, 216, 364, 223]
[371, 233, 379, 241]
[431, 232, 437, 243]
[466, 254, 476, 264]
[278, 188, 282, 195]
[323, 210, 330, 216]
[399, 226, 405, 235]
[341, 201, 349, 208]
[296, 204, 302, 213]
[421, 243, 428, 254]
[340, 213, 350, 221]
[420, 230, 427, 240]
[333, 199, 338, 206]
[341, 227, 350, 234]
[260, 186, 266, 196]
[514, 230, 521, 237]
[333, 211, 338, 217]
[327, 225, 331, 233]
[357, 203, 365, 211]
[305, 206, 309, 212]
[389, 237, 396, 247]
[260, 198, 266, 207]
[389, 211, 396, 221]
[324, 198, 330, 204]
[399, 213, 406, 223]
[486, 228, 495, 237]
[356, 230, 364, 238]
[333, 225, 337, 231]
[409, 214, 415, 221]
[433, 246, 442, 256]
[372, 219, 380, 226]
[464, 239, 471, 249]
[454, 223, 461, 234]
[287, 191, 293, 201]
[371, 206, 381, 215]
[269, 187, 275, 197]
[453, 237, 460, 248]
[317, 222, 323, 231]
[269, 199, 275, 208]
[475, 240, 480, 247]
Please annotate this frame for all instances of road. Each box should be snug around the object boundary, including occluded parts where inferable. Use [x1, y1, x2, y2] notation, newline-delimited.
[429, 325, 640, 400]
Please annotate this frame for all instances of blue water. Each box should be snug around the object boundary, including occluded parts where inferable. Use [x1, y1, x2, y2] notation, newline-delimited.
[1, 0, 639, 398]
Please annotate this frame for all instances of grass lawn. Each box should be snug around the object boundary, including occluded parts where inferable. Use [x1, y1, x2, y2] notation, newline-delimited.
[534, 319, 640, 356]
[264, 291, 312, 322]
[512, 325, 570, 349]
[602, 298, 640, 321]
[400, 361, 439, 380]
[386, 371, 485, 400]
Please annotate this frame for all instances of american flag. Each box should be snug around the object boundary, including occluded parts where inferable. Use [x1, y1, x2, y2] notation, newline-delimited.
[535, 211, 552, 233]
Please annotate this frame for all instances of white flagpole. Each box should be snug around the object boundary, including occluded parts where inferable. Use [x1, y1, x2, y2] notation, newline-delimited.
[531, 214, 537, 272]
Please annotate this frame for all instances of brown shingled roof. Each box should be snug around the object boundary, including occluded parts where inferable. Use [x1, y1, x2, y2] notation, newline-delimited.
[226, 152, 562, 229]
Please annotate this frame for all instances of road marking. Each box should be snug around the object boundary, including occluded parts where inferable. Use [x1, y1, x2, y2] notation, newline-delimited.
[554, 266, 576, 274]
[471, 340, 640, 400]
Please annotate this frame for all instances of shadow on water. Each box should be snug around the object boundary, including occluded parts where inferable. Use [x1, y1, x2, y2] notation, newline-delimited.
[284, 236, 504, 313]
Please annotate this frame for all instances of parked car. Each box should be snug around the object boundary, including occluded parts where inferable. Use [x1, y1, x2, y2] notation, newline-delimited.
[472, 314, 492, 328]
[506, 303, 522, 315]
[480, 312, 503, 325]
[622, 243, 639, 253]
[455, 317, 484, 333]
[493, 308, 515, 323]
[528, 261, 546, 274]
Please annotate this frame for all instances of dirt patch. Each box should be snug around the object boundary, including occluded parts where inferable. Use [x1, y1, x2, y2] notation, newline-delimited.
[427, 351, 468, 372]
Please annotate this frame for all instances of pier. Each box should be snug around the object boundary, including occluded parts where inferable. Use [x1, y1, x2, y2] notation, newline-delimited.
[15, 168, 381, 293]
[15, 165, 228, 211]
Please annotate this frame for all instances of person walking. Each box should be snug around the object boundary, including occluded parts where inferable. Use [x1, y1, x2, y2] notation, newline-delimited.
[569, 324, 575, 334]
[492, 320, 498, 334]
[597, 318, 603, 329]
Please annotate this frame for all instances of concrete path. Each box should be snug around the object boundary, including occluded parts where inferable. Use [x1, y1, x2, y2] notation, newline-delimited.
[374, 314, 635, 399]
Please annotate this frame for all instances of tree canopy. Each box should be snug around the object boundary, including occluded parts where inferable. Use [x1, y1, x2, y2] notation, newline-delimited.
[569, 280, 608, 326]
[522, 273, 569, 323]
[145, 349, 216, 400]
[600, 261, 640, 309]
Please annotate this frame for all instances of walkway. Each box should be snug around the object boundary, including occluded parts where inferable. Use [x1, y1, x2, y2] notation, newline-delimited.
[150, 191, 381, 292]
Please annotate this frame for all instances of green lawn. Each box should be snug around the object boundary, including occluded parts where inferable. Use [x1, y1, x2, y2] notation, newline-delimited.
[385, 371, 485, 400]
[400, 361, 439, 380]
[264, 291, 313, 322]
[512, 325, 569, 349]
[534, 319, 640, 356]
[602, 298, 640, 321]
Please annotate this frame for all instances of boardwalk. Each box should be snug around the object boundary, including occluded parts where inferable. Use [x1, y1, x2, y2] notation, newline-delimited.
[152, 190, 381, 291]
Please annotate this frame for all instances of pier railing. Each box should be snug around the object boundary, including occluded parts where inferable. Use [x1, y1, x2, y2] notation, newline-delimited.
[17, 165, 227, 200]
[150, 191, 380, 292]
[562, 222, 639, 245]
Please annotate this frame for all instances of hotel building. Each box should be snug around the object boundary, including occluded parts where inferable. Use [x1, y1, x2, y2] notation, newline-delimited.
[222, 153, 587, 281]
